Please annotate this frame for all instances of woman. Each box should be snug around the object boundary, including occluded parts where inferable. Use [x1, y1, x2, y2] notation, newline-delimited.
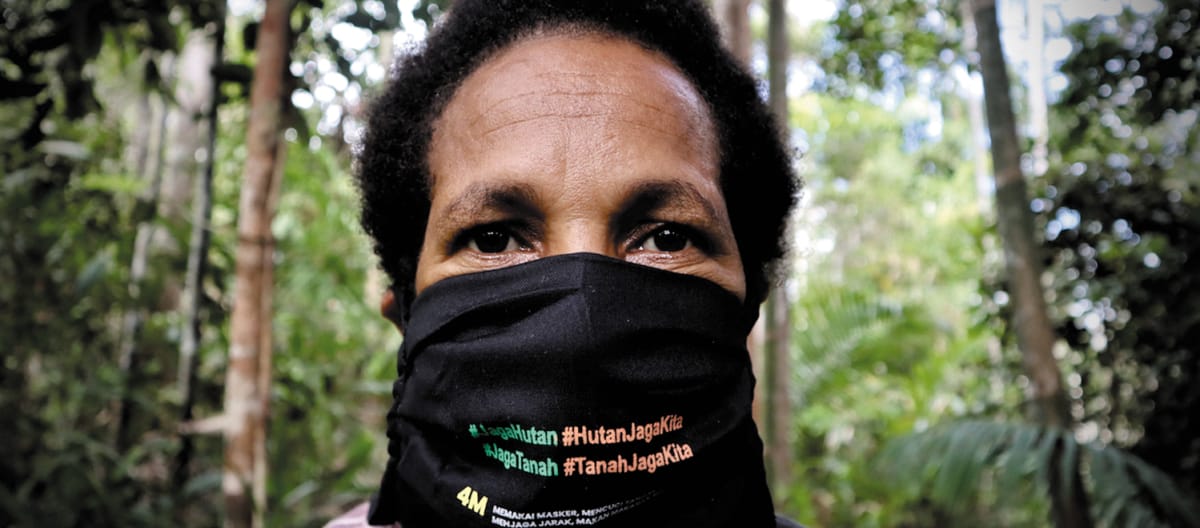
[334, 1, 801, 526]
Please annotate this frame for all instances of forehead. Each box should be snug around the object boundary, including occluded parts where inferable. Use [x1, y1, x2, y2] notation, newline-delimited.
[430, 32, 717, 174]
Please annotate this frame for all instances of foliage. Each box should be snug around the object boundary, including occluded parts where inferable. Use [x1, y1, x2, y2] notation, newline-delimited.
[4, 0, 1197, 526]
[780, 89, 1004, 526]
[1035, 0, 1200, 498]
[787, 1, 1200, 526]
[847, 1, 1200, 526]
[0, 0, 193, 126]
[884, 420, 1200, 527]
[0, 114, 167, 527]
[0, 0, 423, 525]
[265, 140, 398, 527]
[816, 0, 961, 97]
[0, 3, 206, 525]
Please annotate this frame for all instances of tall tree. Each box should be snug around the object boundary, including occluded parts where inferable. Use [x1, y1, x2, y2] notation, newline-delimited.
[176, 5, 226, 492]
[223, 0, 293, 525]
[969, 0, 1064, 430]
[763, 0, 793, 497]
[969, 0, 1086, 525]
[112, 52, 173, 452]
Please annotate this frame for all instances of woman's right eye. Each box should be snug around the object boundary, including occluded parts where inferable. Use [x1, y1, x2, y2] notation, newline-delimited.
[466, 228, 520, 253]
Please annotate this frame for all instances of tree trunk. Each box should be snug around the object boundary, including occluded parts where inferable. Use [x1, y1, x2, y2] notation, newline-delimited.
[763, 291, 792, 494]
[175, 8, 225, 494]
[223, 0, 292, 526]
[161, 33, 220, 225]
[763, 0, 793, 498]
[970, 0, 1088, 525]
[115, 26, 218, 451]
[714, 0, 752, 65]
[112, 52, 173, 452]
[252, 138, 285, 528]
[971, 0, 1066, 431]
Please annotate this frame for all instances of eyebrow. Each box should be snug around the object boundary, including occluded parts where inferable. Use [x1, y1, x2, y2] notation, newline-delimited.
[438, 181, 543, 224]
[614, 180, 724, 228]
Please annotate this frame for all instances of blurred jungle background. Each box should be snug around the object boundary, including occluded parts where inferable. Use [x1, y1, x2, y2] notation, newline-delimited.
[2, 0, 1197, 526]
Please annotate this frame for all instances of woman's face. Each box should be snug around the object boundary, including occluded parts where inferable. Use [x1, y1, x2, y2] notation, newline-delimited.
[415, 33, 746, 300]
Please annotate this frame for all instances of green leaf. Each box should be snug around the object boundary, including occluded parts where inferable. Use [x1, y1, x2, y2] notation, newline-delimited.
[75, 173, 146, 195]
[884, 421, 1198, 527]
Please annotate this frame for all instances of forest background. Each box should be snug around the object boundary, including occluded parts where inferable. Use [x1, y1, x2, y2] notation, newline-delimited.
[1, 0, 1197, 526]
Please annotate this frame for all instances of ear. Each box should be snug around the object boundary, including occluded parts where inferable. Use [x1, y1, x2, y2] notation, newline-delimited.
[380, 289, 405, 333]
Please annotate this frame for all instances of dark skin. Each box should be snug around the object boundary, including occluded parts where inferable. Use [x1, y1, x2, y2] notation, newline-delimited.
[380, 32, 744, 329]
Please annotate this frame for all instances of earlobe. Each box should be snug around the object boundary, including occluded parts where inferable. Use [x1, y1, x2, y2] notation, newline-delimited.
[380, 289, 405, 333]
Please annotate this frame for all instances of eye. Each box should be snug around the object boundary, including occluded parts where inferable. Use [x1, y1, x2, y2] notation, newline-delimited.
[641, 227, 692, 252]
[465, 228, 521, 253]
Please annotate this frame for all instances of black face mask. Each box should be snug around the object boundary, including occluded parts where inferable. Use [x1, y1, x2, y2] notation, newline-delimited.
[368, 253, 776, 527]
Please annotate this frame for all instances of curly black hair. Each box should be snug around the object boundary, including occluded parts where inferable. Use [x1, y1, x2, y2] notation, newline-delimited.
[356, 0, 799, 320]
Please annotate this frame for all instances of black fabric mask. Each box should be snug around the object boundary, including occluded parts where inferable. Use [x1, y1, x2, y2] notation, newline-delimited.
[368, 253, 776, 527]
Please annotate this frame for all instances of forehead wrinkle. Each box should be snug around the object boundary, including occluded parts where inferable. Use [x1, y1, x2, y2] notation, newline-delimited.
[610, 117, 702, 146]
[440, 33, 718, 166]
[468, 89, 698, 137]
[468, 89, 651, 126]
[478, 111, 688, 140]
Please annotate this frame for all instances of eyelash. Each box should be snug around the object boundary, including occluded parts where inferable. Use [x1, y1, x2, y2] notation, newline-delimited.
[451, 222, 532, 254]
[630, 222, 710, 253]
[450, 221, 712, 254]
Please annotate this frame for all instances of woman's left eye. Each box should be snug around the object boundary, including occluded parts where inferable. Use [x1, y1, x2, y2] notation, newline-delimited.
[465, 228, 521, 253]
[640, 227, 692, 252]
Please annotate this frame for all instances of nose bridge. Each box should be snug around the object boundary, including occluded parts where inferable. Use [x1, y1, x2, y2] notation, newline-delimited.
[547, 216, 614, 258]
